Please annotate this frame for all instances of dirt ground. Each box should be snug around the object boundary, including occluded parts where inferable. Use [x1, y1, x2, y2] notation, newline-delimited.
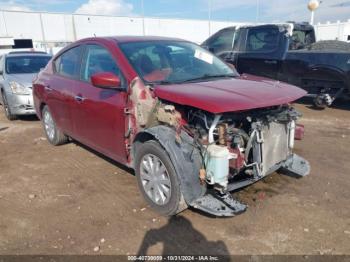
[0, 100, 349, 256]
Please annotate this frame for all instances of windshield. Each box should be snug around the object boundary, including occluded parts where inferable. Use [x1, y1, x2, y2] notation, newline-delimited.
[5, 56, 51, 74]
[119, 41, 237, 84]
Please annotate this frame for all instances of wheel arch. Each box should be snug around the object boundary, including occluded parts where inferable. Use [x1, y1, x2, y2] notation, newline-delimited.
[308, 64, 349, 89]
[38, 102, 47, 119]
[132, 125, 206, 205]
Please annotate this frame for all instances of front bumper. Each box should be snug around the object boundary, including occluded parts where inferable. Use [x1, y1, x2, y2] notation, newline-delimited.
[190, 154, 310, 217]
[7, 93, 35, 115]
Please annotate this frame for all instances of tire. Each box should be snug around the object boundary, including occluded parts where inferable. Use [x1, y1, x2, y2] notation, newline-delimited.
[135, 140, 186, 216]
[313, 96, 327, 109]
[42, 105, 68, 146]
[1, 92, 17, 121]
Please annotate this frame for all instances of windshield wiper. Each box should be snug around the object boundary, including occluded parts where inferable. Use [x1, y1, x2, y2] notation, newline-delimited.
[146, 80, 175, 86]
[182, 74, 236, 83]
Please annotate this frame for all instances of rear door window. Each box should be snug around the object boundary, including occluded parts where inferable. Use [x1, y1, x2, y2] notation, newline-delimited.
[54, 46, 83, 78]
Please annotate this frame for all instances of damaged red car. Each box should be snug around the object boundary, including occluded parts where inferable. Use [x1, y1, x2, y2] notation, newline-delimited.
[33, 36, 310, 217]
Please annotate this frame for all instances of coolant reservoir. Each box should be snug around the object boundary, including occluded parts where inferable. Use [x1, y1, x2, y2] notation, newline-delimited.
[204, 145, 230, 188]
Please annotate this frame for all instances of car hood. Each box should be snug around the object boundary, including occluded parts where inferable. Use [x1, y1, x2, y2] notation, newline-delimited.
[154, 74, 307, 113]
[6, 73, 38, 88]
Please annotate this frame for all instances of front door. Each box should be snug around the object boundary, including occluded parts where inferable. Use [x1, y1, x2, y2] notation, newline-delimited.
[70, 43, 128, 163]
[236, 25, 287, 80]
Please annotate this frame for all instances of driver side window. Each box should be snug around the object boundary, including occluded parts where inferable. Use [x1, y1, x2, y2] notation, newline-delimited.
[81, 44, 125, 86]
[246, 28, 279, 52]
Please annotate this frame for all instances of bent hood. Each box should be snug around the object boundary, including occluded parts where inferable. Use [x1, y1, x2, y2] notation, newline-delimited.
[154, 74, 307, 113]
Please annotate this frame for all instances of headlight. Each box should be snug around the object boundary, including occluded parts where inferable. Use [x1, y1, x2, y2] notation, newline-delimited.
[9, 81, 31, 95]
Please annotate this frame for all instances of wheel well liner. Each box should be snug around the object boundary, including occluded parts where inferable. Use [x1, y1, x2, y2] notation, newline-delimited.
[38, 102, 46, 118]
[132, 126, 206, 205]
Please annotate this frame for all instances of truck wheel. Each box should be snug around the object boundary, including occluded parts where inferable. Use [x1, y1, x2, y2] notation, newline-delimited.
[135, 140, 186, 216]
[42, 105, 68, 146]
[313, 94, 331, 109]
[1, 92, 18, 121]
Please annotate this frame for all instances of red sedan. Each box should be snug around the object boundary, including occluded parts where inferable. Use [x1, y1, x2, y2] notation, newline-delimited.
[33, 36, 309, 217]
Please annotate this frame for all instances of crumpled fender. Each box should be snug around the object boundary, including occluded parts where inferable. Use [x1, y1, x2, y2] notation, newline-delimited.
[138, 125, 207, 205]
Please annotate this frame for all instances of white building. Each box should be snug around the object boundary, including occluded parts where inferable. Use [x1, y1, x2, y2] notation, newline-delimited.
[0, 9, 349, 54]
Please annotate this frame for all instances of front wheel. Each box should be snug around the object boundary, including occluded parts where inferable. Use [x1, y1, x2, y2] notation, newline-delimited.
[135, 140, 186, 216]
[42, 105, 68, 146]
[1, 92, 17, 121]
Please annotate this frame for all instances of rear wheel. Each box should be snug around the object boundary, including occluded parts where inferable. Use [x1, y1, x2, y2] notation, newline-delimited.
[313, 94, 332, 109]
[135, 140, 186, 216]
[1, 92, 17, 121]
[42, 105, 68, 145]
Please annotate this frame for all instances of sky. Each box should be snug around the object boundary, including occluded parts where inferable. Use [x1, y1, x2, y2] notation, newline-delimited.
[0, 0, 350, 24]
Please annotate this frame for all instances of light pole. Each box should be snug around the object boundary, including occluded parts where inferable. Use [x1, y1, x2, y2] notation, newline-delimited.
[141, 0, 145, 35]
[256, 0, 260, 23]
[308, 0, 320, 25]
[208, 0, 212, 36]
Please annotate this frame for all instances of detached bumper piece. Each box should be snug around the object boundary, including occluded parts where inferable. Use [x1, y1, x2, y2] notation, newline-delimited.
[281, 153, 310, 177]
[190, 192, 247, 217]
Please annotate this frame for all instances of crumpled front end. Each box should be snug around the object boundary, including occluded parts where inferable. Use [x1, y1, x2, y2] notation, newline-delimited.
[186, 105, 310, 216]
[127, 77, 309, 217]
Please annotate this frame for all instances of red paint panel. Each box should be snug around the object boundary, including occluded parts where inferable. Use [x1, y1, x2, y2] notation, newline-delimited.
[154, 76, 306, 113]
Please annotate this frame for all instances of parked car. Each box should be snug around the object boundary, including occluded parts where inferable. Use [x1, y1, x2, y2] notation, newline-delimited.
[33, 36, 310, 217]
[202, 22, 350, 108]
[0, 51, 51, 120]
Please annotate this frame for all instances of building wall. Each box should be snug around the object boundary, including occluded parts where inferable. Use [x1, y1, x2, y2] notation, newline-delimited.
[314, 20, 350, 42]
[0, 10, 240, 46]
[1, 9, 349, 51]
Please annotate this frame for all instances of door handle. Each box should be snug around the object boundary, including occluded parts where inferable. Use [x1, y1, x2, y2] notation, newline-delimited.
[264, 60, 277, 64]
[74, 95, 85, 102]
[44, 85, 52, 91]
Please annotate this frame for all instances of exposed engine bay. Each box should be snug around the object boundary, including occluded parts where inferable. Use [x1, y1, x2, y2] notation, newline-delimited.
[186, 105, 306, 191]
[180, 105, 310, 216]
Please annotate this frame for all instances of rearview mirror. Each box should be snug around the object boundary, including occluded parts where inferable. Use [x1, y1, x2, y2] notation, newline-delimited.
[91, 72, 122, 89]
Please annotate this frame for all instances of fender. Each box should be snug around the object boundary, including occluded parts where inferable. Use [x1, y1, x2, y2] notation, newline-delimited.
[133, 125, 206, 205]
[308, 64, 350, 91]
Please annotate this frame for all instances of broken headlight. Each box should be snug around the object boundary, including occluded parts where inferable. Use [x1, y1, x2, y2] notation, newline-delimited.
[9, 81, 31, 95]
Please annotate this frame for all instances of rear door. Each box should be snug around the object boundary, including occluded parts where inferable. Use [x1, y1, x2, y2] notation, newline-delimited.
[70, 43, 128, 163]
[235, 25, 288, 80]
[47, 45, 83, 135]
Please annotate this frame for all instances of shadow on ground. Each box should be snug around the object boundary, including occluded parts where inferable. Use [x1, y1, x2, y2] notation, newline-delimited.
[137, 216, 230, 257]
[72, 140, 135, 175]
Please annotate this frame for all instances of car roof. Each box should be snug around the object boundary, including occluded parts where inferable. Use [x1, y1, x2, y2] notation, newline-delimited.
[78, 35, 189, 44]
[6, 51, 51, 57]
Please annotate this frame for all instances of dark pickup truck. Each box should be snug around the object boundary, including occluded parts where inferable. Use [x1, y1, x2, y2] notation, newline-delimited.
[202, 23, 350, 108]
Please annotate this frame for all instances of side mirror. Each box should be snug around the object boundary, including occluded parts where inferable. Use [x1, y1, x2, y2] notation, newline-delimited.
[202, 45, 215, 53]
[91, 72, 122, 89]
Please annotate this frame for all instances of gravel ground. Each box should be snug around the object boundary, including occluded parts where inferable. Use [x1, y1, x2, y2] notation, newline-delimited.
[0, 100, 349, 255]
